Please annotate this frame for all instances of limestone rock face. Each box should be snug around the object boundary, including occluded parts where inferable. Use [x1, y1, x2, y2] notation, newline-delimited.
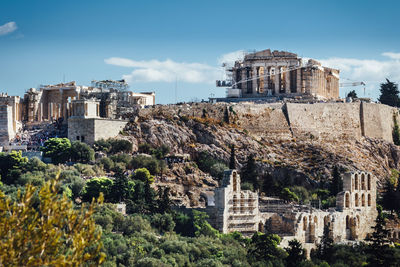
[119, 103, 400, 207]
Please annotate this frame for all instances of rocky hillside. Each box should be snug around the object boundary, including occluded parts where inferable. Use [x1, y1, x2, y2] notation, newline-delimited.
[118, 103, 400, 205]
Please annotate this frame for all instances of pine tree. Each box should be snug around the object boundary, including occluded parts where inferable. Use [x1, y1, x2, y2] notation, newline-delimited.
[330, 166, 343, 196]
[315, 225, 334, 263]
[378, 79, 400, 107]
[157, 186, 172, 213]
[241, 154, 260, 190]
[347, 90, 358, 99]
[367, 205, 393, 266]
[285, 239, 306, 267]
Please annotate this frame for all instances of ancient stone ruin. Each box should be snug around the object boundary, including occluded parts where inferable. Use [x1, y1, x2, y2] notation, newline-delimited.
[205, 169, 378, 252]
[216, 49, 339, 100]
[0, 80, 155, 147]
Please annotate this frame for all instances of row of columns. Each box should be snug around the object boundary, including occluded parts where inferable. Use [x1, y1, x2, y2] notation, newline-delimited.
[243, 66, 304, 96]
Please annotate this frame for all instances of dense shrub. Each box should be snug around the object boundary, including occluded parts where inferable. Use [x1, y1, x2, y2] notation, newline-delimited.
[131, 155, 165, 175]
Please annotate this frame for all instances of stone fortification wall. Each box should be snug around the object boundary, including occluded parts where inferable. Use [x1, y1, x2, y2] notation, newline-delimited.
[232, 103, 292, 140]
[139, 102, 397, 143]
[68, 118, 128, 145]
[361, 102, 398, 142]
[285, 103, 362, 141]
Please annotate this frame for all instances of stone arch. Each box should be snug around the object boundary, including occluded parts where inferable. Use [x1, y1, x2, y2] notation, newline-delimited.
[362, 194, 365, 207]
[303, 216, 308, 231]
[346, 215, 350, 229]
[233, 172, 237, 192]
[368, 174, 371, 190]
[324, 216, 330, 226]
[368, 194, 371, 206]
[345, 193, 350, 208]
[361, 173, 366, 190]
[355, 173, 359, 190]
[355, 193, 359, 207]
[314, 216, 318, 225]
[352, 176, 355, 191]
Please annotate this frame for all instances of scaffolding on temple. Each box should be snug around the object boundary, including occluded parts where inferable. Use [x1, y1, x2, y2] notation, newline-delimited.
[91, 79, 129, 91]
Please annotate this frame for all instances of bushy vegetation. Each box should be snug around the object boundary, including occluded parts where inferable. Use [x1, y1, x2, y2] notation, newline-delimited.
[2, 139, 400, 265]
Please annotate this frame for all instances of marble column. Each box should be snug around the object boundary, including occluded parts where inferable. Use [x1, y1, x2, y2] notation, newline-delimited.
[253, 66, 258, 95]
[285, 67, 291, 94]
[274, 67, 280, 95]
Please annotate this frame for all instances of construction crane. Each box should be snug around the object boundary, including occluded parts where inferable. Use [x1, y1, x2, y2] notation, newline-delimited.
[339, 81, 366, 96]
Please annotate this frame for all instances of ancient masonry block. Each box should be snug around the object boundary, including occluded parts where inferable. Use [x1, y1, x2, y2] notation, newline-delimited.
[205, 170, 378, 252]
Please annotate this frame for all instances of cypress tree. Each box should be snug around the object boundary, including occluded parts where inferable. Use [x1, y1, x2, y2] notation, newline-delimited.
[229, 144, 236, 169]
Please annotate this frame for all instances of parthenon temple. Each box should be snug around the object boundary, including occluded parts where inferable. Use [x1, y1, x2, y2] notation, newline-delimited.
[218, 49, 340, 100]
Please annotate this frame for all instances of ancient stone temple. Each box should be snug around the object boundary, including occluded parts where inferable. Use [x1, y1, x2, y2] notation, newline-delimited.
[205, 170, 377, 252]
[0, 80, 155, 146]
[218, 49, 339, 100]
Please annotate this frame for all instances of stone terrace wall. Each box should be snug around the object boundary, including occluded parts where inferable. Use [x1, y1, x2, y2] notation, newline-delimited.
[139, 102, 397, 143]
[361, 102, 398, 142]
[232, 103, 292, 140]
[285, 103, 362, 141]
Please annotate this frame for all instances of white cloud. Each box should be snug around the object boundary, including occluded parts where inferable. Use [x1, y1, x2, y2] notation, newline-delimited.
[217, 50, 245, 67]
[382, 52, 400, 60]
[319, 53, 400, 83]
[318, 52, 400, 98]
[0, 21, 17, 36]
[105, 57, 220, 84]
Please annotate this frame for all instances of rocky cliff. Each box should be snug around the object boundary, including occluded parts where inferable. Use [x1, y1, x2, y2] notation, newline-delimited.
[119, 102, 400, 206]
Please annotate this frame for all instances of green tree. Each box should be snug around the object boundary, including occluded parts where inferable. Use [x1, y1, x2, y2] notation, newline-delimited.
[93, 139, 111, 153]
[157, 186, 172, 214]
[248, 232, 286, 264]
[109, 139, 132, 154]
[138, 143, 153, 154]
[82, 177, 114, 202]
[285, 239, 306, 267]
[0, 151, 28, 184]
[111, 174, 135, 203]
[280, 187, 299, 203]
[70, 141, 95, 163]
[151, 213, 175, 233]
[229, 144, 236, 169]
[381, 170, 400, 214]
[241, 154, 260, 190]
[41, 138, 71, 164]
[192, 210, 219, 237]
[134, 168, 155, 183]
[151, 144, 170, 159]
[209, 162, 228, 180]
[0, 179, 105, 266]
[347, 90, 358, 99]
[378, 79, 400, 107]
[131, 155, 164, 175]
[367, 205, 393, 266]
[330, 166, 343, 196]
[314, 225, 334, 263]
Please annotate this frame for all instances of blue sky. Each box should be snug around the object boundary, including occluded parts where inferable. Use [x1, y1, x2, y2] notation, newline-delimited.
[1, 0, 400, 103]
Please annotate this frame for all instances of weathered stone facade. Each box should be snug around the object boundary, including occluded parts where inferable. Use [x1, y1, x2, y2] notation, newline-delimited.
[0, 80, 154, 145]
[206, 170, 378, 252]
[220, 49, 339, 100]
[23, 80, 155, 122]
